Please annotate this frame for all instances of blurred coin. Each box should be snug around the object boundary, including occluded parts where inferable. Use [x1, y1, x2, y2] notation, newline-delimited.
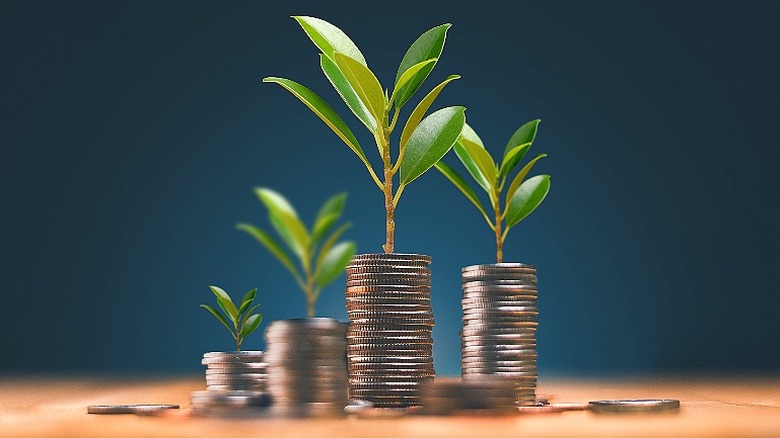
[87, 404, 179, 415]
[589, 399, 680, 413]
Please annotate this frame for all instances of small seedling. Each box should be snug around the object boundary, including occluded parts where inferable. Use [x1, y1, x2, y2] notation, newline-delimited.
[435, 120, 550, 262]
[200, 285, 262, 351]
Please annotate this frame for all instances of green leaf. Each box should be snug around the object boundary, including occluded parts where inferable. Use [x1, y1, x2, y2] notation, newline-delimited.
[502, 119, 540, 176]
[316, 241, 356, 288]
[320, 55, 377, 132]
[506, 175, 551, 228]
[460, 122, 485, 148]
[292, 16, 366, 65]
[393, 59, 437, 101]
[498, 143, 531, 177]
[209, 286, 238, 321]
[333, 53, 385, 125]
[236, 223, 301, 280]
[400, 106, 466, 185]
[254, 188, 310, 260]
[454, 136, 497, 194]
[262, 77, 369, 166]
[240, 304, 261, 326]
[434, 161, 488, 217]
[314, 193, 346, 230]
[394, 23, 451, 108]
[505, 153, 548, 206]
[238, 288, 257, 315]
[311, 213, 338, 246]
[400, 75, 460, 150]
[200, 304, 233, 334]
[240, 314, 263, 339]
[315, 222, 351, 270]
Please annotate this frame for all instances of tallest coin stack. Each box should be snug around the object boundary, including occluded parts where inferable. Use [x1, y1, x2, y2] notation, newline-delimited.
[345, 254, 435, 407]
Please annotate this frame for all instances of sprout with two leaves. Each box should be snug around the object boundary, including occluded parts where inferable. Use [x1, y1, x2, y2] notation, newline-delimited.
[264, 16, 466, 253]
[435, 120, 551, 263]
[200, 285, 263, 351]
[237, 188, 356, 317]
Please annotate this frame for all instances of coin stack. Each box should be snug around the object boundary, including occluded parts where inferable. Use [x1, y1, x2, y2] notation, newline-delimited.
[346, 253, 435, 408]
[460, 263, 538, 405]
[265, 318, 349, 417]
[191, 351, 270, 411]
[420, 377, 517, 415]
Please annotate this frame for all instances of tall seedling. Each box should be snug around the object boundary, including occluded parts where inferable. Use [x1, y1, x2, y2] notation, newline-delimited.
[264, 17, 466, 253]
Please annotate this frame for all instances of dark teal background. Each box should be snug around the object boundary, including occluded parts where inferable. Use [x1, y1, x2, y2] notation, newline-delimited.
[2, 1, 778, 376]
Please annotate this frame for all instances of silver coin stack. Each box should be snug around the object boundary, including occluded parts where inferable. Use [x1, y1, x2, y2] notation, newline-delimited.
[191, 351, 270, 411]
[265, 318, 348, 417]
[346, 253, 435, 408]
[460, 263, 538, 405]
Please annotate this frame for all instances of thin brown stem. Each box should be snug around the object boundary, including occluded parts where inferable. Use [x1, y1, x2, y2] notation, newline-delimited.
[382, 134, 395, 253]
[494, 201, 503, 263]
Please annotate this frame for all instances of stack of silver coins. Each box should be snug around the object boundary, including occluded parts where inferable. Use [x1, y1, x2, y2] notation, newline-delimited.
[346, 253, 435, 407]
[460, 263, 538, 405]
[191, 351, 270, 411]
[265, 318, 348, 417]
[420, 377, 518, 415]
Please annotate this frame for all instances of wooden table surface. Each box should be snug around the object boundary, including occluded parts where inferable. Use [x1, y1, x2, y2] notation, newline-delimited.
[1, 375, 778, 437]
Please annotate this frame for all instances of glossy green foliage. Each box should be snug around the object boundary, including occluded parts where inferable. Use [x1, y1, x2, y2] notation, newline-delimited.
[237, 188, 356, 317]
[435, 120, 550, 259]
[264, 16, 465, 207]
[200, 286, 263, 351]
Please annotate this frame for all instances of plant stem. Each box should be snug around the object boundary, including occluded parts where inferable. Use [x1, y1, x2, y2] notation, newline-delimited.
[494, 201, 503, 263]
[382, 142, 395, 254]
[305, 278, 316, 317]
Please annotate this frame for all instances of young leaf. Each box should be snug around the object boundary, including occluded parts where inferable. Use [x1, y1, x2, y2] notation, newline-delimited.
[399, 106, 466, 185]
[209, 286, 238, 321]
[316, 241, 356, 288]
[333, 53, 385, 124]
[238, 288, 257, 315]
[454, 137, 497, 194]
[506, 174, 551, 228]
[200, 304, 233, 333]
[505, 153, 548, 206]
[320, 55, 377, 132]
[262, 77, 370, 167]
[311, 213, 338, 246]
[292, 16, 367, 65]
[502, 119, 540, 175]
[315, 222, 351, 270]
[393, 59, 437, 101]
[400, 75, 460, 150]
[315, 192, 347, 228]
[240, 314, 263, 338]
[394, 23, 451, 108]
[255, 188, 310, 260]
[498, 143, 531, 177]
[434, 161, 488, 218]
[236, 223, 301, 281]
[460, 122, 485, 148]
[240, 304, 261, 326]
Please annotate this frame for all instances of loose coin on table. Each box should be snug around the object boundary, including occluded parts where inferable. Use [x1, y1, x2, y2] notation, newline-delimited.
[589, 399, 681, 413]
[87, 404, 179, 415]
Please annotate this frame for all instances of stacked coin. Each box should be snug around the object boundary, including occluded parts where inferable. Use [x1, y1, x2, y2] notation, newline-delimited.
[265, 318, 348, 417]
[346, 253, 435, 407]
[460, 263, 538, 405]
[420, 377, 517, 415]
[191, 351, 270, 411]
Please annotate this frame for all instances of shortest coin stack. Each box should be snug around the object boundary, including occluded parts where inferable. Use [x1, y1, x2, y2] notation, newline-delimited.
[420, 378, 517, 415]
[265, 318, 349, 417]
[191, 351, 270, 412]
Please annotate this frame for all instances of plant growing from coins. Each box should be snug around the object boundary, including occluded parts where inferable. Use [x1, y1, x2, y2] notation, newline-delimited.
[264, 16, 466, 253]
[200, 285, 263, 351]
[237, 188, 356, 317]
[435, 120, 550, 262]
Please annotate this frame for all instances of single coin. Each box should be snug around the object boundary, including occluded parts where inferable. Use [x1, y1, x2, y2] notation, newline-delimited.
[589, 399, 680, 413]
[87, 404, 179, 415]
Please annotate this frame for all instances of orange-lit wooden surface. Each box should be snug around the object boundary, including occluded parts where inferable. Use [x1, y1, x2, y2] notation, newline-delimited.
[1, 376, 778, 437]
